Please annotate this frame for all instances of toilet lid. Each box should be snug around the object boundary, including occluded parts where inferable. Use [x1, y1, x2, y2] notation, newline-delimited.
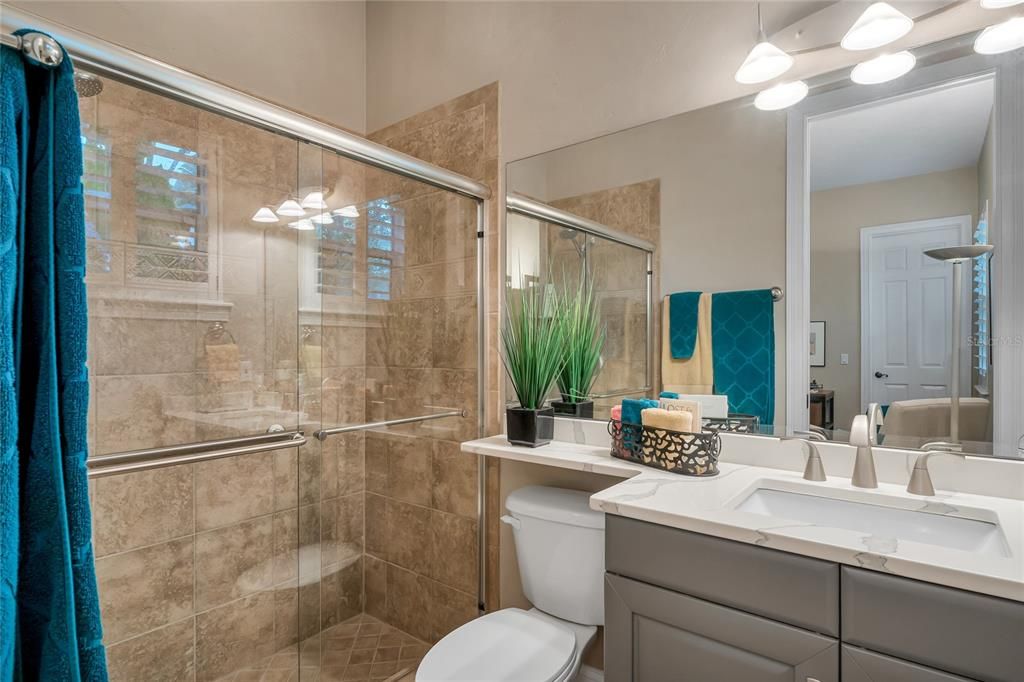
[417, 608, 577, 682]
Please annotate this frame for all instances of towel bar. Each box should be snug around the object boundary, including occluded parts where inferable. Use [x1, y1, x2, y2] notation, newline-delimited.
[86, 430, 306, 478]
[315, 409, 467, 441]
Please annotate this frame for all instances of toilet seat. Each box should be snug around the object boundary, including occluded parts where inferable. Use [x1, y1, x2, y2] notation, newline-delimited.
[416, 608, 578, 682]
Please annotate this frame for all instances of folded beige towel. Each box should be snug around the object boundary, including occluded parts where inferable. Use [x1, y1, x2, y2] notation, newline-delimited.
[659, 397, 703, 428]
[662, 293, 713, 395]
[641, 407, 694, 433]
[205, 343, 240, 383]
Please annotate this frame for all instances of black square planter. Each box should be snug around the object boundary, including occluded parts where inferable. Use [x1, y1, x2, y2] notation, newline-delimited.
[551, 399, 595, 419]
[506, 406, 555, 447]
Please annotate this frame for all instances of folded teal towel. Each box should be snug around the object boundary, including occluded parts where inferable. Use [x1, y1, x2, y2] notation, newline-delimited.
[669, 292, 702, 359]
[621, 398, 659, 425]
[711, 289, 775, 427]
[659, 391, 679, 399]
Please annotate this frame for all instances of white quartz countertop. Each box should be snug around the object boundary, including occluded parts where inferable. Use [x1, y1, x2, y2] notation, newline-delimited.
[462, 435, 1024, 602]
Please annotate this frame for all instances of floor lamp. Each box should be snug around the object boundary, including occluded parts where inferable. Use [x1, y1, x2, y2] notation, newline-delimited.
[922, 244, 994, 448]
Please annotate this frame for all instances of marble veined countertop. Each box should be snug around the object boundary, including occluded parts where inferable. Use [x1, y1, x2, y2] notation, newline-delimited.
[462, 435, 1024, 602]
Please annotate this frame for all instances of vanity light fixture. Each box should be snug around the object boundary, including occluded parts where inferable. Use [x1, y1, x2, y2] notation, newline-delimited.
[334, 205, 360, 218]
[754, 80, 809, 111]
[288, 218, 316, 231]
[251, 207, 279, 223]
[851, 51, 917, 85]
[974, 16, 1024, 54]
[276, 199, 305, 217]
[300, 190, 328, 210]
[980, 0, 1024, 8]
[310, 212, 334, 225]
[735, 3, 794, 84]
[841, 2, 914, 51]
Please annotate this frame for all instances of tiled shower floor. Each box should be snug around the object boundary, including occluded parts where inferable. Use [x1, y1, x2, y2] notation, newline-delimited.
[224, 614, 428, 681]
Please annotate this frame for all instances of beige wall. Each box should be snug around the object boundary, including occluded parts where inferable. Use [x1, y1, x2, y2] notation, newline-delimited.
[511, 98, 789, 427]
[810, 166, 980, 428]
[8, 0, 367, 132]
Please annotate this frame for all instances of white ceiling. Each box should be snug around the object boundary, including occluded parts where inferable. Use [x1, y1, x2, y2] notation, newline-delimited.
[809, 77, 994, 192]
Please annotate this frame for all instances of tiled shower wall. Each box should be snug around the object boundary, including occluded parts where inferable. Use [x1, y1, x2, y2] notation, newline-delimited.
[78, 71, 485, 679]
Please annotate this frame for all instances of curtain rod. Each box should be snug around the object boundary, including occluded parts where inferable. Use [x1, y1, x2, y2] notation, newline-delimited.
[0, 4, 490, 201]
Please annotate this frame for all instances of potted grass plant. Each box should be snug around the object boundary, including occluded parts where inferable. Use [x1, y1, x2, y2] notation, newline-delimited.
[552, 274, 605, 418]
[501, 281, 564, 447]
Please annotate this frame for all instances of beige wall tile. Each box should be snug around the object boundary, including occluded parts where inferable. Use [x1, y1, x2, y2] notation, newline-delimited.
[97, 537, 193, 643]
[105, 617, 195, 682]
[93, 373, 196, 455]
[194, 450, 275, 531]
[195, 516, 275, 611]
[271, 510, 299, 586]
[365, 555, 387, 620]
[387, 435, 431, 507]
[195, 591, 275, 682]
[430, 440, 477, 519]
[92, 464, 193, 556]
[385, 500, 429, 575]
[384, 564, 432, 642]
[427, 580, 477, 642]
[428, 511, 478, 594]
[364, 492, 388, 562]
[91, 316, 198, 376]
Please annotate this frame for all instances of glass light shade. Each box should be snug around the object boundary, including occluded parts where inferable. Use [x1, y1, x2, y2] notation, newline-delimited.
[754, 80, 809, 111]
[734, 41, 795, 84]
[974, 17, 1024, 55]
[276, 199, 305, 217]
[841, 2, 914, 51]
[288, 218, 315, 231]
[301, 191, 328, 210]
[310, 212, 334, 225]
[851, 51, 916, 84]
[251, 207, 279, 223]
[980, 0, 1023, 8]
[334, 205, 360, 218]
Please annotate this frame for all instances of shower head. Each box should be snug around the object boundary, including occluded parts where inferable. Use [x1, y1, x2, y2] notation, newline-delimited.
[74, 72, 103, 98]
[924, 244, 994, 263]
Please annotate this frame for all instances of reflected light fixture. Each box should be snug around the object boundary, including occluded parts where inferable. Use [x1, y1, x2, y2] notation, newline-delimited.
[288, 218, 316, 231]
[851, 51, 917, 84]
[754, 80, 809, 111]
[842, 2, 914, 51]
[251, 207, 279, 223]
[980, 0, 1024, 8]
[300, 190, 328, 210]
[334, 205, 360, 218]
[974, 17, 1024, 54]
[310, 212, 334, 225]
[735, 3, 793, 84]
[276, 199, 305, 217]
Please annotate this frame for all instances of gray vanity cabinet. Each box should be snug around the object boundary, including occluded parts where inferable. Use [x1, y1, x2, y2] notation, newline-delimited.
[605, 573, 839, 682]
[840, 646, 975, 682]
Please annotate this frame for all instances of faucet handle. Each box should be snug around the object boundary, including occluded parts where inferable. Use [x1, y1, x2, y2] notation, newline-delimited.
[850, 414, 871, 447]
[781, 437, 827, 481]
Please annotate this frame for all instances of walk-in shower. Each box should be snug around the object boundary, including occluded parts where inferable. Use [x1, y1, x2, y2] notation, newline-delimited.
[3, 6, 487, 680]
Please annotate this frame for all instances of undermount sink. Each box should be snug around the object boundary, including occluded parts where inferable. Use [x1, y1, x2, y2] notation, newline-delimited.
[734, 486, 1011, 559]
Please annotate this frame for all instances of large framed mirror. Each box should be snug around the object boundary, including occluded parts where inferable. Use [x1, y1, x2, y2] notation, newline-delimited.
[506, 30, 1022, 459]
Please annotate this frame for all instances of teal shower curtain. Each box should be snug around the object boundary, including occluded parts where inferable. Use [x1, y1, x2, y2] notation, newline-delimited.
[1, 34, 109, 681]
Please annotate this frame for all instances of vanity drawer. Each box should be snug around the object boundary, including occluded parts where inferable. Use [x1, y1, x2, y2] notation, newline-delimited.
[605, 515, 840, 636]
[841, 567, 1024, 682]
[841, 645, 975, 682]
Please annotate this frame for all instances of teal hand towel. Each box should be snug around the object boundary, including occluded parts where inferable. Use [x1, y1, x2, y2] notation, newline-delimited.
[668, 292, 702, 359]
[659, 391, 679, 399]
[711, 289, 775, 427]
[2, 36, 108, 680]
[621, 398, 659, 425]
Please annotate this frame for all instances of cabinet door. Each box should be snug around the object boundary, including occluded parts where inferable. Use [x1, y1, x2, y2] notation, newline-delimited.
[841, 646, 975, 682]
[605, 574, 838, 682]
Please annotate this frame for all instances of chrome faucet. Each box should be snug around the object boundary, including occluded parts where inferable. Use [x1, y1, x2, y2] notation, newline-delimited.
[781, 436, 827, 482]
[849, 403, 883, 488]
[907, 443, 966, 496]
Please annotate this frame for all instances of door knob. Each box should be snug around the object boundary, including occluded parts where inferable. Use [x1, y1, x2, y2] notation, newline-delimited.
[874, 371, 888, 379]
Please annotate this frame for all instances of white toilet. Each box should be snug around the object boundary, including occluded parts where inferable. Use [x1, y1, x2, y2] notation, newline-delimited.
[416, 486, 605, 682]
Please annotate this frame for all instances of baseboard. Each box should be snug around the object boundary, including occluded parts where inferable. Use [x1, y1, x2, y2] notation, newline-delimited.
[576, 664, 604, 682]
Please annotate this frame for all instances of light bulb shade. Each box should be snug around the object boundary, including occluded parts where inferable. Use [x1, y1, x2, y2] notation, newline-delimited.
[980, 0, 1023, 8]
[310, 212, 334, 225]
[754, 80, 809, 111]
[276, 199, 305, 217]
[974, 17, 1024, 55]
[841, 2, 914, 51]
[735, 41, 795, 84]
[301, 191, 328, 210]
[334, 205, 360, 218]
[288, 218, 316, 231]
[851, 51, 916, 84]
[251, 207, 279, 223]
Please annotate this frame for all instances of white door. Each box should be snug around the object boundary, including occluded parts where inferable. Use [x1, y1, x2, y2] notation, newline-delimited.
[860, 216, 972, 410]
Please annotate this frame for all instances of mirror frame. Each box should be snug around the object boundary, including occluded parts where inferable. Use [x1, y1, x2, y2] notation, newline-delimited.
[786, 48, 1024, 454]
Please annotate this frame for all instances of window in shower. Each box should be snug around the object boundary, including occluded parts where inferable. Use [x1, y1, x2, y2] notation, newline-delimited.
[366, 196, 404, 301]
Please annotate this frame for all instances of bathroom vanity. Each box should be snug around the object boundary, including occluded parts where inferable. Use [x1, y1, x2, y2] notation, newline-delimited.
[462, 430, 1024, 682]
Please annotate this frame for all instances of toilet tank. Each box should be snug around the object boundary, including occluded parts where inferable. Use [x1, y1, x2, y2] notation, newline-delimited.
[504, 486, 605, 626]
